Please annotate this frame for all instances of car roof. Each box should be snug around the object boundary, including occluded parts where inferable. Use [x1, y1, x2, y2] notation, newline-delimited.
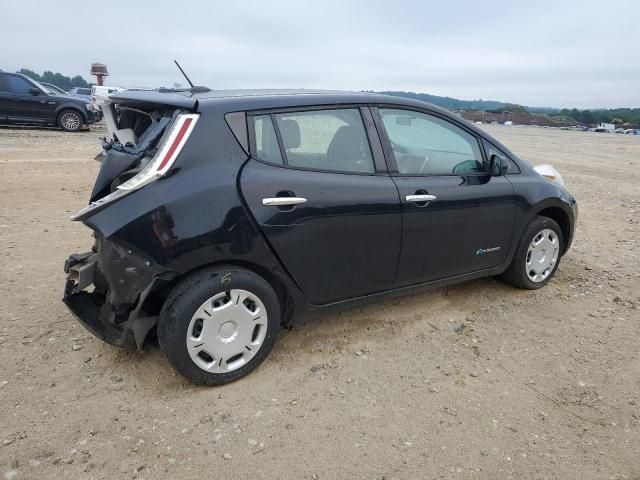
[110, 88, 454, 115]
[198, 89, 419, 109]
[197, 88, 372, 101]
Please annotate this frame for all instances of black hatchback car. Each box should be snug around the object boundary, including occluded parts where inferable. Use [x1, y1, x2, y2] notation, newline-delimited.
[0, 72, 99, 131]
[63, 88, 577, 385]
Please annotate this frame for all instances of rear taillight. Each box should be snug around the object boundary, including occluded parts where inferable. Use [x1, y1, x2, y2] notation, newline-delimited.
[70, 113, 198, 221]
[117, 114, 198, 191]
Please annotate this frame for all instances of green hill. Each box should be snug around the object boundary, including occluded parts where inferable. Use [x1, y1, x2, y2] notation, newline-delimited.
[375, 90, 504, 111]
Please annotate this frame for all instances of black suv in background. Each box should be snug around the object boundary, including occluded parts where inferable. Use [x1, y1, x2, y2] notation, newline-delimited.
[0, 71, 99, 131]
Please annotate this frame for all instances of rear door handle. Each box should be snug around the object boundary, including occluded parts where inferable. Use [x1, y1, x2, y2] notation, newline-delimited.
[405, 194, 437, 203]
[262, 197, 307, 206]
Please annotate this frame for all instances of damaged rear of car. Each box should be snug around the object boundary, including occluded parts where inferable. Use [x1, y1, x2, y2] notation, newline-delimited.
[64, 92, 200, 349]
[63, 90, 296, 360]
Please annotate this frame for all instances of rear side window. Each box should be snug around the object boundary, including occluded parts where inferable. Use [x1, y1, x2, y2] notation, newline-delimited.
[252, 115, 283, 164]
[274, 109, 374, 173]
[6, 75, 34, 94]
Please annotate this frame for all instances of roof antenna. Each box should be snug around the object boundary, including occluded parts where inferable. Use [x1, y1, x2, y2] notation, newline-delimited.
[173, 60, 210, 93]
[174, 60, 194, 88]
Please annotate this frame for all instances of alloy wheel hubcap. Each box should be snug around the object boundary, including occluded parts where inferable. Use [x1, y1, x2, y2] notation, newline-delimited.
[525, 228, 559, 282]
[186, 289, 268, 373]
[61, 112, 80, 130]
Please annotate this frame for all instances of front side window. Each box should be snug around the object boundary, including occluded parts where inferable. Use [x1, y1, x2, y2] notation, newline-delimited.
[6, 75, 35, 95]
[274, 109, 374, 173]
[252, 115, 283, 164]
[482, 139, 520, 174]
[380, 108, 484, 175]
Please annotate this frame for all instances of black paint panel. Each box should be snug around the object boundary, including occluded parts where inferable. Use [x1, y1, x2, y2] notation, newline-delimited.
[392, 174, 515, 285]
[240, 160, 401, 305]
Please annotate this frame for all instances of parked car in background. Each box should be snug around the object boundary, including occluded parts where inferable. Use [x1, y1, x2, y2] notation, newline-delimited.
[67, 87, 92, 105]
[0, 71, 99, 131]
[90, 85, 124, 110]
[68, 87, 92, 97]
[41, 82, 68, 96]
[63, 89, 577, 385]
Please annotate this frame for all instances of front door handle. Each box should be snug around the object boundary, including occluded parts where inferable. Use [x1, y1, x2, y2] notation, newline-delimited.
[262, 197, 307, 206]
[405, 194, 437, 203]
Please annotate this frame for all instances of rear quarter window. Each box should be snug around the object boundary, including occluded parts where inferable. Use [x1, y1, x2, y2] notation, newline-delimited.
[252, 115, 283, 164]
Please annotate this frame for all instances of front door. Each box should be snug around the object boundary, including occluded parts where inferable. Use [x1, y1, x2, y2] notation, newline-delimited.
[3, 74, 55, 123]
[240, 107, 401, 305]
[375, 107, 515, 286]
[0, 77, 10, 122]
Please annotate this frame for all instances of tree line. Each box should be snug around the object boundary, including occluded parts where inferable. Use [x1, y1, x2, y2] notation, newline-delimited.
[555, 108, 640, 126]
[17, 68, 92, 91]
[380, 91, 640, 127]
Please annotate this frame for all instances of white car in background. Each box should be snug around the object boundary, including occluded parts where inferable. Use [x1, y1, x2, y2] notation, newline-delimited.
[91, 85, 125, 110]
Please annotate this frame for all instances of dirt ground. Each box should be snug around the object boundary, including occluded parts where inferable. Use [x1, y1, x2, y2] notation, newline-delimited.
[1, 123, 638, 480]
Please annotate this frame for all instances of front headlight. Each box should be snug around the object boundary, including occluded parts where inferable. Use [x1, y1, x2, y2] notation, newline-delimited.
[533, 164, 566, 187]
[85, 103, 94, 111]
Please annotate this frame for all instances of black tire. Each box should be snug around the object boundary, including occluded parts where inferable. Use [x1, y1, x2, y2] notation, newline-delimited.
[57, 109, 83, 132]
[501, 215, 564, 290]
[158, 266, 280, 385]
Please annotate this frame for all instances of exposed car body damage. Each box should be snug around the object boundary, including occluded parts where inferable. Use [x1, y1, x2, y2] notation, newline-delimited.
[63, 89, 577, 354]
[63, 237, 166, 350]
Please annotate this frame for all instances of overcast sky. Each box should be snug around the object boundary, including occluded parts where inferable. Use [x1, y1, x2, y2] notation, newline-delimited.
[1, 0, 638, 108]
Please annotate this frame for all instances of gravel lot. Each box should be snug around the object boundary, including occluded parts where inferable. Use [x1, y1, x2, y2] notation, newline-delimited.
[0, 123, 638, 480]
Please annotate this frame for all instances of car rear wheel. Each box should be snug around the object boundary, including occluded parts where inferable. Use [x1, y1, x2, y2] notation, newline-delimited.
[501, 215, 564, 289]
[58, 109, 83, 132]
[158, 266, 280, 385]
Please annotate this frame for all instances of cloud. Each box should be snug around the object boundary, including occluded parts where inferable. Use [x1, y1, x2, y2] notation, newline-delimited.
[1, 0, 638, 108]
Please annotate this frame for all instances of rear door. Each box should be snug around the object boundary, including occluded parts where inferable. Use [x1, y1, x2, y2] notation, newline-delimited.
[240, 106, 402, 305]
[374, 107, 515, 286]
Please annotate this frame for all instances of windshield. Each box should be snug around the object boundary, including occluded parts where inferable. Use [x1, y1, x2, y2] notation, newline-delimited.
[43, 83, 67, 95]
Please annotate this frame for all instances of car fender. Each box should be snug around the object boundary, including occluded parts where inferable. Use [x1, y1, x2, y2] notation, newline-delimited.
[507, 175, 577, 259]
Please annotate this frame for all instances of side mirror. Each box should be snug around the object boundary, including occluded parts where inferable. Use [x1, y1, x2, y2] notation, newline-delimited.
[490, 154, 509, 176]
[29, 87, 41, 95]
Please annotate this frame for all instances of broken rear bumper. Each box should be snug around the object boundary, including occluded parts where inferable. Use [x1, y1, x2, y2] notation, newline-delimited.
[63, 235, 167, 351]
[63, 288, 135, 348]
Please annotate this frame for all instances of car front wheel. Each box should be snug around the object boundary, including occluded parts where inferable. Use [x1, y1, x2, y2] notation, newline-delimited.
[158, 266, 281, 385]
[502, 215, 564, 289]
[58, 109, 83, 132]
